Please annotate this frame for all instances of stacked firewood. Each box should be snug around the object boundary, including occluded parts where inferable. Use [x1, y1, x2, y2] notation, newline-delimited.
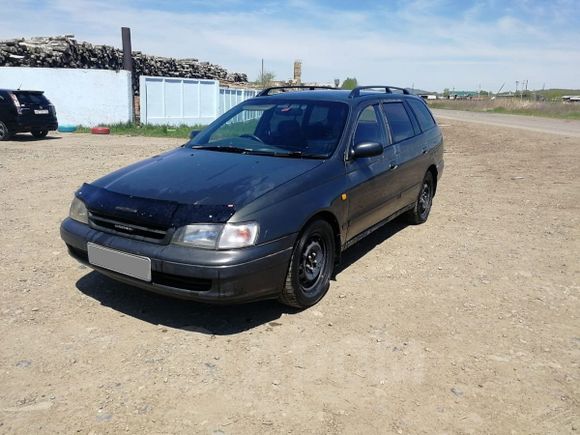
[0, 35, 248, 94]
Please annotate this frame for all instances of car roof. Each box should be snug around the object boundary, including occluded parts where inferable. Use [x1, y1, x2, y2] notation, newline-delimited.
[0, 89, 44, 94]
[250, 89, 423, 104]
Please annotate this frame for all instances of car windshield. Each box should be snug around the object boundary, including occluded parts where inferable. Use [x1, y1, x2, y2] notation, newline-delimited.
[188, 99, 349, 158]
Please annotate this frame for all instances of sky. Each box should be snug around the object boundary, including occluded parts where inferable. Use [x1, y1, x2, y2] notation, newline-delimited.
[1, 0, 579, 92]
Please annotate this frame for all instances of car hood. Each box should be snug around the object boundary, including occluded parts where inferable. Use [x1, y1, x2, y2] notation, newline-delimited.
[83, 147, 324, 226]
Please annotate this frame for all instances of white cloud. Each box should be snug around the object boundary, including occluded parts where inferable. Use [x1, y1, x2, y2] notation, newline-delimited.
[1, 0, 578, 91]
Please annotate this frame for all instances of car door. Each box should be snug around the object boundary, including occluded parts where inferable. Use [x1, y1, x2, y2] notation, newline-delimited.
[345, 104, 401, 241]
[382, 101, 424, 209]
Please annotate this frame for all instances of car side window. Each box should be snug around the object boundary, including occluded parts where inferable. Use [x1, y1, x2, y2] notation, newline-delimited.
[353, 105, 384, 145]
[382, 102, 415, 143]
[408, 99, 436, 131]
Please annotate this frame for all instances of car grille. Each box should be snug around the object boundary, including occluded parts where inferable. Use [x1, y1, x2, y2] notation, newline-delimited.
[88, 211, 169, 243]
[151, 272, 212, 292]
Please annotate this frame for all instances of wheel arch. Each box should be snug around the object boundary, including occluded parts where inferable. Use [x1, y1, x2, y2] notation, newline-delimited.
[301, 210, 342, 264]
[428, 164, 438, 196]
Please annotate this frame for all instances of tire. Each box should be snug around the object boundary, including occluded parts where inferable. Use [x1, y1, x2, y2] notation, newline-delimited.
[58, 125, 77, 133]
[279, 220, 335, 308]
[91, 127, 110, 135]
[31, 129, 48, 138]
[406, 171, 434, 224]
[0, 121, 12, 141]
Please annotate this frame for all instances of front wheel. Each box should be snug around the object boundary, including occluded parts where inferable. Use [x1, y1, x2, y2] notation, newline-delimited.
[31, 129, 48, 138]
[406, 171, 434, 224]
[280, 220, 335, 308]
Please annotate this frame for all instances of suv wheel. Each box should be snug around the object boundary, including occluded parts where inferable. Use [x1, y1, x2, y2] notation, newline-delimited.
[31, 129, 48, 138]
[280, 220, 335, 308]
[0, 121, 12, 141]
[406, 171, 434, 224]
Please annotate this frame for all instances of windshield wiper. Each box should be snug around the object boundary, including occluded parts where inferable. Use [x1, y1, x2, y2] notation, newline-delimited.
[191, 145, 325, 159]
[270, 150, 326, 159]
[190, 145, 253, 154]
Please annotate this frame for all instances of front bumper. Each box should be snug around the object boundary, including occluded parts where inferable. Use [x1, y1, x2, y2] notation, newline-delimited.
[60, 218, 295, 303]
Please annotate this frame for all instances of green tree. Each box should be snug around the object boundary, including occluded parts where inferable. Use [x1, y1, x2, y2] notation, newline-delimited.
[255, 71, 276, 88]
[340, 77, 358, 90]
[443, 88, 450, 98]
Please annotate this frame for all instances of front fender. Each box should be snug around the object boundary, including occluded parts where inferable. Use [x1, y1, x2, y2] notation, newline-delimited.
[233, 159, 349, 245]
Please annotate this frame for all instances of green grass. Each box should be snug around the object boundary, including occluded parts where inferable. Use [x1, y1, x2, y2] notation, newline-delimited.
[76, 122, 204, 138]
[429, 100, 580, 120]
[488, 106, 580, 120]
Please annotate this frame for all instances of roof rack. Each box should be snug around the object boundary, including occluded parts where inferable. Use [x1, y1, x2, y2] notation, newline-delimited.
[348, 86, 411, 98]
[257, 86, 338, 97]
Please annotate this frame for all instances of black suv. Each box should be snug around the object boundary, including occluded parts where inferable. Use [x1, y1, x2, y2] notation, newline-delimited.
[61, 85, 444, 308]
[0, 89, 58, 140]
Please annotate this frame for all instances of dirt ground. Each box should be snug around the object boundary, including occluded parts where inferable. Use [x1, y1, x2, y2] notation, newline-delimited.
[0, 119, 578, 434]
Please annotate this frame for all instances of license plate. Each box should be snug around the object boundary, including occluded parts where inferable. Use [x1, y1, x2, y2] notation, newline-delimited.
[87, 242, 151, 282]
[34, 109, 49, 114]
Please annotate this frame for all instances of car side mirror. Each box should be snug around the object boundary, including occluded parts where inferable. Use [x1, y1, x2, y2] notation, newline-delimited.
[351, 141, 383, 159]
[189, 130, 201, 139]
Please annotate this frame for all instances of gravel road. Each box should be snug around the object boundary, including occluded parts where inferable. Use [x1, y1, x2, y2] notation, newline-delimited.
[0, 120, 578, 434]
[433, 108, 580, 138]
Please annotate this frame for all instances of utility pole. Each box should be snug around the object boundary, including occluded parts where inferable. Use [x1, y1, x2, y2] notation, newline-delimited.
[261, 59, 265, 87]
[515, 80, 519, 96]
[121, 27, 133, 72]
[121, 27, 134, 122]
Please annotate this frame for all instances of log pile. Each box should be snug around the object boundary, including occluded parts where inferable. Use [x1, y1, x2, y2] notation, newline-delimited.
[0, 35, 248, 94]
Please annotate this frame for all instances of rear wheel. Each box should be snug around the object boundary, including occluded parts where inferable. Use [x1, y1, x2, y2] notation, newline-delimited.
[0, 121, 12, 141]
[31, 129, 48, 138]
[406, 171, 434, 224]
[280, 220, 335, 308]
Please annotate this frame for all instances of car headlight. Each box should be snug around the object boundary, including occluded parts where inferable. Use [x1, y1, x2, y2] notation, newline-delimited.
[69, 196, 88, 224]
[173, 222, 259, 249]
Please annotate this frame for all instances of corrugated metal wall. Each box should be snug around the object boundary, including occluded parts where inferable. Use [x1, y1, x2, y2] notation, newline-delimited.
[140, 76, 257, 126]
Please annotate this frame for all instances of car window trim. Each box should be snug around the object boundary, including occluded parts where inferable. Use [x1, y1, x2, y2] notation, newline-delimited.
[345, 101, 388, 162]
[381, 100, 418, 145]
[402, 101, 421, 136]
[407, 99, 437, 133]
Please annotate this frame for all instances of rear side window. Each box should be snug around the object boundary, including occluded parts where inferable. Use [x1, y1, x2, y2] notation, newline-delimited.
[14, 92, 50, 106]
[408, 99, 436, 131]
[382, 102, 415, 143]
[353, 105, 383, 144]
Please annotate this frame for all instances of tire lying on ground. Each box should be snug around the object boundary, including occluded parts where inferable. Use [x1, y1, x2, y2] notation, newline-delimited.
[58, 125, 77, 133]
[91, 127, 110, 135]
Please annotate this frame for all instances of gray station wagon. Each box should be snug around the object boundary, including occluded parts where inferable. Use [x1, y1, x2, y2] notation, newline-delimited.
[61, 85, 444, 308]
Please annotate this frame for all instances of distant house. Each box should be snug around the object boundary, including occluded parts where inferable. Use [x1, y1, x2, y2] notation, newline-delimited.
[450, 91, 478, 100]
[562, 95, 580, 103]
